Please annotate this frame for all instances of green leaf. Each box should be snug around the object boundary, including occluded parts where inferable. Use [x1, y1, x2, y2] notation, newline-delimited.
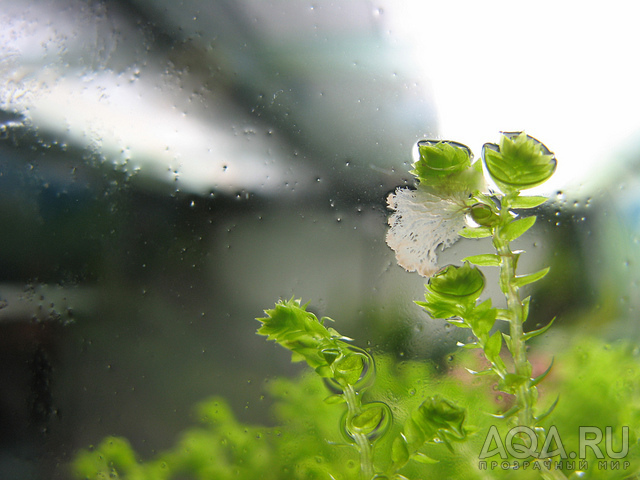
[465, 368, 495, 376]
[522, 296, 531, 322]
[447, 318, 468, 327]
[501, 332, 512, 353]
[420, 264, 486, 319]
[469, 203, 499, 227]
[463, 253, 500, 266]
[501, 216, 536, 242]
[333, 353, 365, 386]
[484, 331, 503, 364]
[513, 267, 550, 288]
[523, 317, 556, 342]
[531, 358, 554, 388]
[314, 365, 333, 378]
[490, 404, 521, 419]
[416, 297, 462, 321]
[468, 299, 497, 340]
[391, 436, 410, 466]
[428, 263, 485, 299]
[321, 348, 340, 365]
[323, 394, 345, 405]
[459, 226, 492, 238]
[482, 132, 557, 193]
[413, 140, 472, 179]
[510, 195, 548, 209]
[410, 452, 439, 464]
[350, 404, 386, 436]
[412, 140, 485, 193]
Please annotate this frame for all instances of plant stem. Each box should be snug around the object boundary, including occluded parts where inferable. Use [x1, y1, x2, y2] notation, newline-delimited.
[342, 383, 375, 480]
[495, 198, 568, 480]
[495, 234, 534, 428]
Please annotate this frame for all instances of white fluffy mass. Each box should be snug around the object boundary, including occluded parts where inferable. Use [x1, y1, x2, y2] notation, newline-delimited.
[386, 187, 467, 277]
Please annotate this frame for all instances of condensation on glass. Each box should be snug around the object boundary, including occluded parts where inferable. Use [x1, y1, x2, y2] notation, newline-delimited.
[0, 1, 638, 479]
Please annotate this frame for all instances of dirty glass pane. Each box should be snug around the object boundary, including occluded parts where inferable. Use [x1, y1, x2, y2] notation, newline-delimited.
[1, 1, 639, 479]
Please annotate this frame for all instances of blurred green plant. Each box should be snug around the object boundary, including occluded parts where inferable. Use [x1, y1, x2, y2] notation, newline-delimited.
[72, 339, 640, 480]
[72, 133, 640, 480]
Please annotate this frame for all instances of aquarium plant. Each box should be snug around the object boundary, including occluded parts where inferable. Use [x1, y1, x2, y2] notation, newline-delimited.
[72, 133, 640, 480]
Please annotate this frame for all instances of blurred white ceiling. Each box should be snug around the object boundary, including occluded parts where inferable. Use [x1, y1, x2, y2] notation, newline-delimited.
[1, 0, 639, 197]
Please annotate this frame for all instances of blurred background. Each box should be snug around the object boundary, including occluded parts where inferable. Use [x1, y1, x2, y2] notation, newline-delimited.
[0, 0, 639, 478]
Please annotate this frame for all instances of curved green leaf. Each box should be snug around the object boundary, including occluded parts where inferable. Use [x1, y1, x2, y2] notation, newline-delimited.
[484, 331, 503, 364]
[482, 132, 557, 192]
[459, 226, 492, 239]
[513, 267, 550, 288]
[413, 140, 472, 179]
[523, 317, 556, 342]
[531, 358, 554, 388]
[428, 263, 485, 299]
[510, 195, 548, 209]
[464, 253, 501, 266]
[501, 216, 536, 242]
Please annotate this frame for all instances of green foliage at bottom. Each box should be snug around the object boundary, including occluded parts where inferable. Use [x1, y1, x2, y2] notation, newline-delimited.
[72, 335, 640, 480]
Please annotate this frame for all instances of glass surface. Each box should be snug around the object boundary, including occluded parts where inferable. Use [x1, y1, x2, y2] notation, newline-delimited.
[1, 1, 639, 479]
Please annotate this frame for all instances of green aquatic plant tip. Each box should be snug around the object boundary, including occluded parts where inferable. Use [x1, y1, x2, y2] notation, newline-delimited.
[257, 298, 469, 480]
[412, 140, 485, 195]
[482, 132, 557, 193]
